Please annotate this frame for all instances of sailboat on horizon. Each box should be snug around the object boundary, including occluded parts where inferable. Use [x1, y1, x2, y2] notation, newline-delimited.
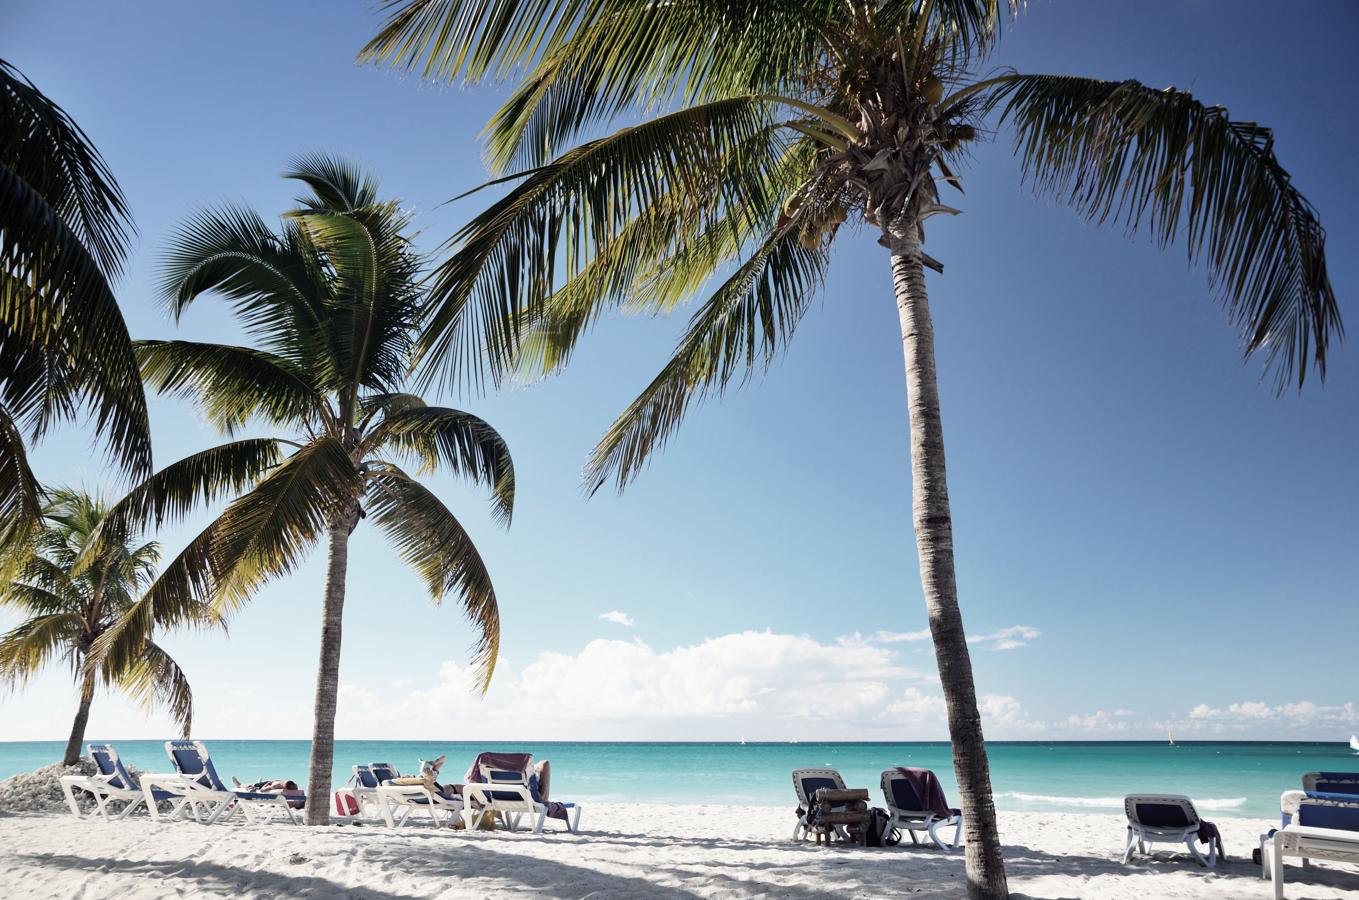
[1349, 733, 1358, 754]
[1168, 728, 1176, 747]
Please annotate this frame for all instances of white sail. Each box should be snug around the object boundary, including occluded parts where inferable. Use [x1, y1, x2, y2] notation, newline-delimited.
[1350, 733, 1359, 753]
[1168, 728, 1176, 746]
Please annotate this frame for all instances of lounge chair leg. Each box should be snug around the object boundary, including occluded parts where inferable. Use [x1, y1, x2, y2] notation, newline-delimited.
[1122, 827, 1137, 864]
[570, 806, 582, 833]
[534, 810, 547, 834]
[1272, 833, 1286, 900]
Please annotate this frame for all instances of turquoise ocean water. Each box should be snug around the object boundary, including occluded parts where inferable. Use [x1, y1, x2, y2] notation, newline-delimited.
[3, 740, 1353, 819]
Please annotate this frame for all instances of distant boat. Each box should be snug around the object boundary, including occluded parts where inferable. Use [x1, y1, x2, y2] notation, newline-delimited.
[739, 736, 746, 746]
[1168, 729, 1176, 747]
[1349, 734, 1358, 753]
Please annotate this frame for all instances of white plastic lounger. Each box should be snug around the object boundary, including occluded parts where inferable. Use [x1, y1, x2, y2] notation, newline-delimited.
[347, 765, 387, 821]
[1122, 794, 1218, 867]
[370, 762, 463, 828]
[880, 768, 963, 850]
[1261, 789, 1359, 899]
[140, 740, 300, 825]
[791, 768, 849, 842]
[461, 763, 582, 834]
[59, 743, 187, 821]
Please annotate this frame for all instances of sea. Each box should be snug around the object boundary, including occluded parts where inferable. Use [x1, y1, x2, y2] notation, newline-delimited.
[2, 740, 1352, 819]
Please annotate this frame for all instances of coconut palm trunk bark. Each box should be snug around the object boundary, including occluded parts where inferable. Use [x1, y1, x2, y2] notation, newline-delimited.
[889, 222, 1009, 900]
[63, 668, 96, 766]
[304, 505, 358, 825]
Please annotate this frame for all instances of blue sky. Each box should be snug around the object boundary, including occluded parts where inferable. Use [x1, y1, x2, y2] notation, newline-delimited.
[2, 1, 1355, 743]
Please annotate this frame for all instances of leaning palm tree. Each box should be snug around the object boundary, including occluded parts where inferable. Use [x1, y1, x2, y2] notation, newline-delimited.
[89, 155, 514, 825]
[0, 488, 193, 766]
[0, 60, 150, 551]
[361, 1, 1341, 894]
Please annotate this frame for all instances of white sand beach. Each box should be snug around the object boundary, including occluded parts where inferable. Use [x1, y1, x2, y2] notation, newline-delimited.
[1, 805, 1355, 899]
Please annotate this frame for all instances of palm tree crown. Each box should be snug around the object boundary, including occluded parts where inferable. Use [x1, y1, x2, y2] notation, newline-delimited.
[361, 1, 1340, 895]
[0, 488, 193, 765]
[0, 60, 151, 550]
[91, 154, 514, 822]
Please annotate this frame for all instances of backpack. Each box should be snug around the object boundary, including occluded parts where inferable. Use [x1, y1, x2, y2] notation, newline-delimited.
[865, 807, 897, 848]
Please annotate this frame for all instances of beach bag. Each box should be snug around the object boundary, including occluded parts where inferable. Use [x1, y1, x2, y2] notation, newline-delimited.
[864, 807, 892, 848]
[333, 789, 359, 817]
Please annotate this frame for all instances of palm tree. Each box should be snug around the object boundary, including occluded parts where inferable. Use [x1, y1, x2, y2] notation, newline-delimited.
[0, 488, 193, 766]
[89, 155, 514, 825]
[361, 2, 1341, 895]
[0, 60, 150, 551]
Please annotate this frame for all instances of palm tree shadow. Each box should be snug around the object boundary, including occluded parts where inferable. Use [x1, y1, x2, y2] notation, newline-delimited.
[20, 852, 422, 900]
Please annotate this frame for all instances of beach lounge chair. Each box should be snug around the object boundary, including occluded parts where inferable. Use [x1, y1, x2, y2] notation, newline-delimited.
[791, 768, 849, 842]
[1303, 772, 1359, 798]
[58, 743, 186, 821]
[345, 765, 386, 820]
[140, 740, 301, 824]
[370, 761, 463, 828]
[1262, 789, 1359, 899]
[1122, 794, 1221, 867]
[880, 767, 964, 850]
[461, 754, 582, 833]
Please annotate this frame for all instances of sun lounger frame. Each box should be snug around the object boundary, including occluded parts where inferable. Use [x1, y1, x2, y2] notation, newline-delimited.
[1122, 794, 1217, 868]
[880, 768, 963, 850]
[59, 743, 189, 821]
[461, 764, 581, 834]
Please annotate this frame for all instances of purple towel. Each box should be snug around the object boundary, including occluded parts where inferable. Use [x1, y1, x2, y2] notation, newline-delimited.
[894, 767, 959, 819]
[1197, 819, 1224, 859]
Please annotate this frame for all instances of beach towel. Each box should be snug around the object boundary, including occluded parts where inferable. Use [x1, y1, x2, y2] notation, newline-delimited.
[893, 767, 960, 819]
[1196, 819, 1224, 860]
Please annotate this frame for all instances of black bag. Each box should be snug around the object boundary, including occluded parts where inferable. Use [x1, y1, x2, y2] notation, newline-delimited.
[865, 807, 893, 848]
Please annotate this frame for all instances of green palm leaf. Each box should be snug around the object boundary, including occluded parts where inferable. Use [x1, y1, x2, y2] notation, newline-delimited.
[112, 639, 193, 737]
[365, 406, 515, 524]
[0, 612, 84, 684]
[986, 74, 1340, 390]
[585, 224, 826, 493]
[137, 341, 328, 434]
[365, 466, 499, 690]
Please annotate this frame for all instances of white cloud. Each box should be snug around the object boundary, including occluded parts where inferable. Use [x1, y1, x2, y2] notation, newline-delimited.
[328, 628, 1155, 741]
[598, 610, 634, 627]
[1186, 699, 1357, 732]
[869, 628, 932, 643]
[968, 625, 1041, 651]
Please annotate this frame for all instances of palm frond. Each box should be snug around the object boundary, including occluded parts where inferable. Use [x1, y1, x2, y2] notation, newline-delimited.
[0, 59, 133, 275]
[285, 152, 380, 213]
[209, 437, 364, 611]
[986, 74, 1341, 390]
[418, 96, 777, 387]
[365, 466, 499, 691]
[138, 340, 328, 434]
[365, 407, 515, 524]
[0, 405, 44, 551]
[585, 222, 826, 493]
[110, 639, 193, 737]
[0, 612, 83, 685]
[78, 438, 285, 571]
[159, 203, 331, 366]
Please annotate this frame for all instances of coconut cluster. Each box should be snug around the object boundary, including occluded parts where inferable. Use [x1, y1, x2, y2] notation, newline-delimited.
[0, 759, 141, 814]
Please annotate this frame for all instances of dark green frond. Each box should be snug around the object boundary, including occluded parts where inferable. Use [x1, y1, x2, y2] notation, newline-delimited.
[365, 466, 499, 691]
[987, 74, 1341, 391]
[585, 223, 826, 494]
[137, 340, 328, 434]
[110, 639, 193, 737]
[419, 96, 777, 387]
[0, 612, 83, 685]
[0, 406, 44, 551]
[209, 437, 364, 611]
[365, 406, 515, 524]
[285, 152, 380, 213]
[0, 59, 133, 276]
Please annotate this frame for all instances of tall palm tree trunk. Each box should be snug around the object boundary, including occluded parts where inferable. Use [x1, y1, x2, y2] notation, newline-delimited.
[62, 668, 96, 766]
[304, 505, 358, 825]
[889, 222, 1008, 900]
